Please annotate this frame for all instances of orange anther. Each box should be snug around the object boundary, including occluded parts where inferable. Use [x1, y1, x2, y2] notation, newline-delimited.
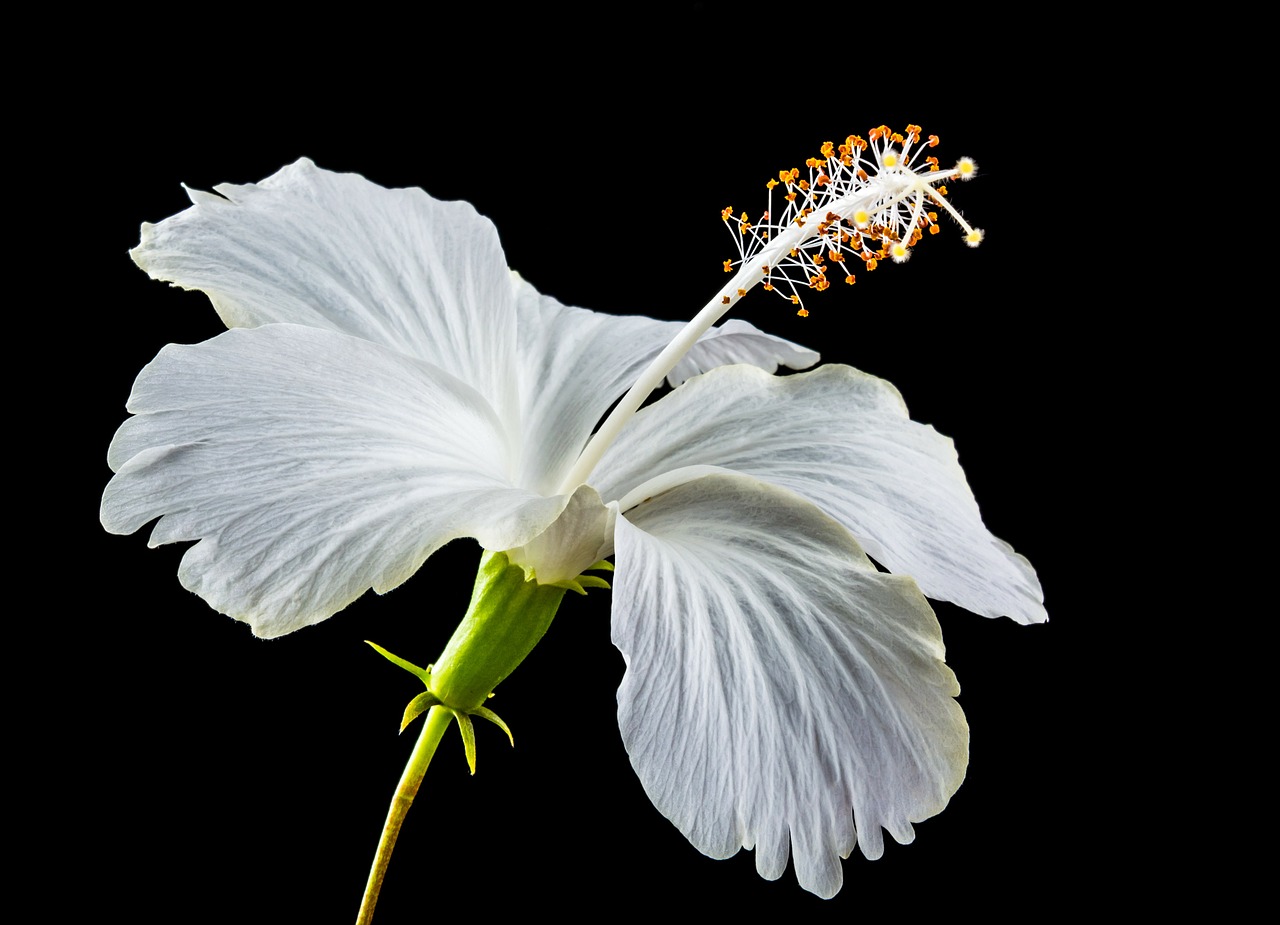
[722, 296, 731, 305]
[820, 141, 835, 158]
[767, 178, 779, 190]
[723, 259, 733, 272]
[844, 274, 856, 285]
[797, 307, 809, 317]
[929, 224, 940, 235]
[928, 134, 940, 147]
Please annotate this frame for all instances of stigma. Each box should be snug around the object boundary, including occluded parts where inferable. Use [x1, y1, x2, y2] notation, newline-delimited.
[720, 125, 983, 311]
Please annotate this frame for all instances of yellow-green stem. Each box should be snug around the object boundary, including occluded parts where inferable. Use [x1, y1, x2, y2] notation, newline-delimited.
[355, 705, 453, 925]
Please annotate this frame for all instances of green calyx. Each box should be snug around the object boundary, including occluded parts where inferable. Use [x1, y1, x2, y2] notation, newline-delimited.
[366, 549, 609, 774]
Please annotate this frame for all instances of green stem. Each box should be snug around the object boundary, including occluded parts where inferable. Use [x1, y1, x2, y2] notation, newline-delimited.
[355, 550, 572, 923]
[355, 705, 454, 925]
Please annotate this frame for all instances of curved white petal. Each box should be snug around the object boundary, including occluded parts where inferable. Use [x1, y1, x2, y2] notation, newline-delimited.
[594, 364, 1046, 624]
[131, 159, 518, 422]
[101, 324, 568, 638]
[667, 318, 818, 388]
[512, 277, 817, 493]
[612, 472, 967, 898]
[504, 483, 615, 584]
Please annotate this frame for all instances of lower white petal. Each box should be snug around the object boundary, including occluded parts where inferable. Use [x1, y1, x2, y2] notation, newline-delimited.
[612, 472, 968, 898]
[102, 324, 566, 637]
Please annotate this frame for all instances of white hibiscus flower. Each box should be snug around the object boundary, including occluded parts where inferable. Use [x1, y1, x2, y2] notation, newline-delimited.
[102, 139, 1044, 908]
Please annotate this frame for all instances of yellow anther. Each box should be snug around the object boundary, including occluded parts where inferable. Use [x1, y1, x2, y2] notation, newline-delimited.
[790, 294, 800, 305]
[844, 274, 856, 285]
[723, 259, 733, 272]
[797, 307, 809, 317]
[721, 206, 734, 220]
[767, 178, 779, 190]
[820, 140, 835, 158]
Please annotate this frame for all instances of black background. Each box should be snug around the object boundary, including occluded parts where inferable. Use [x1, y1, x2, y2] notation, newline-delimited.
[46, 16, 1113, 923]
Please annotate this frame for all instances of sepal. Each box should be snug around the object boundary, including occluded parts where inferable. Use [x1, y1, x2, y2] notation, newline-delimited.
[365, 640, 432, 685]
[400, 691, 442, 733]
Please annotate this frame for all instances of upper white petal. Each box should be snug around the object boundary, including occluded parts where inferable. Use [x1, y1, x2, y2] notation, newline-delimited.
[666, 318, 818, 388]
[512, 277, 817, 493]
[131, 158, 518, 425]
[101, 324, 569, 638]
[594, 364, 1046, 624]
[612, 472, 968, 897]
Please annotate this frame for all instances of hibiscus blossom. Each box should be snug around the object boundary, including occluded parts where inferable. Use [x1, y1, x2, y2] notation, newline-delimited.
[102, 144, 1044, 906]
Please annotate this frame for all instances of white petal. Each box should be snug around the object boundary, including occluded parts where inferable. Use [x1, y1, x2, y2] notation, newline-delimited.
[131, 159, 518, 422]
[503, 483, 615, 584]
[512, 276, 816, 493]
[667, 318, 818, 388]
[612, 472, 967, 898]
[101, 324, 568, 638]
[594, 364, 1046, 624]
